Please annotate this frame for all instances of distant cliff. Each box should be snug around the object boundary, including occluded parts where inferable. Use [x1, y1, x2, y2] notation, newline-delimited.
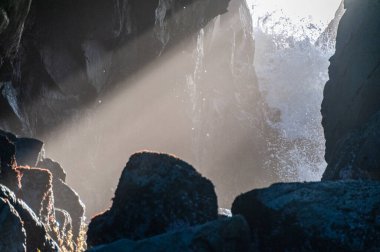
[322, 0, 380, 180]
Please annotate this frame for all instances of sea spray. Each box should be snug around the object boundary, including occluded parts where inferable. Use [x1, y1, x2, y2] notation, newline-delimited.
[250, 0, 343, 181]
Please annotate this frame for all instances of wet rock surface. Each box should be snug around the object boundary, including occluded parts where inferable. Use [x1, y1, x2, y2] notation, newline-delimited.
[232, 181, 380, 252]
[88, 216, 251, 252]
[87, 152, 218, 247]
[322, 0, 380, 180]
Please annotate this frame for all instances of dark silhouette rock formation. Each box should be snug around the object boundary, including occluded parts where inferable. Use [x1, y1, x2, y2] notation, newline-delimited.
[87, 152, 218, 248]
[17, 166, 55, 225]
[0, 197, 26, 252]
[322, 0, 380, 180]
[0, 130, 85, 249]
[0, 184, 59, 252]
[232, 181, 380, 251]
[37, 158, 85, 240]
[88, 216, 251, 252]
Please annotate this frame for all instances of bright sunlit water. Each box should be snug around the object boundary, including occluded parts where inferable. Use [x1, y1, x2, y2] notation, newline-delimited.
[247, 0, 342, 34]
[246, 0, 343, 181]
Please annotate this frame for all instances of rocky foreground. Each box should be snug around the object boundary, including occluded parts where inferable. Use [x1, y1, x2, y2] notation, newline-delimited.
[1, 143, 380, 251]
[1, 0, 380, 251]
[83, 152, 380, 252]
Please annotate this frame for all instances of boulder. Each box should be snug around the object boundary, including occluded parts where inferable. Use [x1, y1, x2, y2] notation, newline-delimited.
[232, 181, 380, 251]
[0, 197, 26, 252]
[37, 158, 85, 240]
[14, 137, 44, 167]
[17, 167, 54, 225]
[0, 184, 59, 251]
[87, 152, 218, 247]
[88, 216, 251, 252]
[53, 177, 85, 240]
[0, 130, 44, 167]
[38, 158, 66, 182]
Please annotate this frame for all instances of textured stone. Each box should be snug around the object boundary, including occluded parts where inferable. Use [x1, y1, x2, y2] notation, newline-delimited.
[322, 0, 380, 179]
[17, 167, 54, 225]
[0, 0, 31, 65]
[38, 158, 66, 182]
[0, 0, 230, 136]
[88, 216, 250, 252]
[87, 152, 218, 247]
[232, 181, 380, 251]
[37, 158, 85, 240]
[0, 184, 59, 252]
[323, 112, 380, 180]
[0, 197, 26, 252]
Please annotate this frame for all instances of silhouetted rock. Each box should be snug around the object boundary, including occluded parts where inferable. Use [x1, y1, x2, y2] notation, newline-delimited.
[17, 167, 54, 225]
[53, 178, 85, 239]
[37, 157, 85, 240]
[0, 129, 44, 167]
[38, 158, 66, 182]
[14, 137, 44, 166]
[0, 131, 54, 225]
[0, 134, 20, 193]
[232, 181, 380, 251]
[0, 197, 26, 252]
[88, 216, 250, 252]
[322, 0, 380, 180]
[0, 184, 59, 252]
[87, 152, 218, 247]
[0, 130, 85, 247]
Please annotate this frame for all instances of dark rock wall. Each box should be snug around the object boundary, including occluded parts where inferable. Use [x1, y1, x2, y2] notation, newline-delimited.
[0, 0, 229, 137]
[322, 0, 380, 180]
